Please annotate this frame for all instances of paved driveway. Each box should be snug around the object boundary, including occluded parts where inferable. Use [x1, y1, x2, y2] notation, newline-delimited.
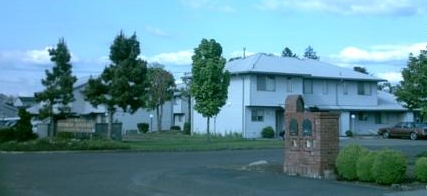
[0, 138, 426, 196]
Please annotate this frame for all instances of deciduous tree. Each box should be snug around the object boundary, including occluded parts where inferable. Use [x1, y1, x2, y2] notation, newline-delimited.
[35, 38, 77, 137]
[190, 39, 230, 137]
[395, 50, 427, 115]
[146, 63, 175, 132]
[83, 31, 148, 139]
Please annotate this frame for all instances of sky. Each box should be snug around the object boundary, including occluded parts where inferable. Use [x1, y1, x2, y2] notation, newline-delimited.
[0, 0, 426, 96]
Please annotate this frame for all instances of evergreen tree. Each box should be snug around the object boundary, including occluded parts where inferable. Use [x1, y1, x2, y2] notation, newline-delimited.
[146, 63, 175, 132]
[353, 66, 369, 74]
[303, 45, 320, 60]
[83, 31, 148, 139]
[15, 108, 37, 142]
[35, 38, 77, 137]
[190, 39, 230, 137]
[281, 47, 298, 58]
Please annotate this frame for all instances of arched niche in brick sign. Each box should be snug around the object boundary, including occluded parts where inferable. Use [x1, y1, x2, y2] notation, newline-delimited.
[303, 119, 312, 136]
[289, 119, 298, 136]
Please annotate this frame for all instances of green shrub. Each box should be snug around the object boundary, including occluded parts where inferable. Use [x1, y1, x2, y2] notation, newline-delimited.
[345, 130, 353, 137]
[0, 127, 16, 143]
[183, 122, 191, 135]
[261, 126, 275, 138]
[14, 108, 37, 142]
[170, 125, 181, 131]
[336, 144, 368, 180]
[415, 157, 427, 182]
[356, 151, 378, 182]
[137, 123, 149, 133]
[372, 149, 407, 185]
[56, 132, 75, 140]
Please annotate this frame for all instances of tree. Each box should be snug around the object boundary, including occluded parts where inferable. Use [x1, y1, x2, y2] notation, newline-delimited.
[83, 31, 148, 139]
[35, 38, 77, 137]
[353, 66, 369, 74]
[378, 82, 396, 93]
[303, 45, 319, 60]
[15, 108, 37, 142]
[281, 47, 298, 58]
[190, 39, 230, 137]
[395, 51, 427, 115]
[146, 63, 175, 132]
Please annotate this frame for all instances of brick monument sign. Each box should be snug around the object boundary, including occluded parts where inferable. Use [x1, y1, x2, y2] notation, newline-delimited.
[283, 95, 339, 178]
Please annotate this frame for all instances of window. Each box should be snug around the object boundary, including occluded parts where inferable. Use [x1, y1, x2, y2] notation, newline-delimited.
[303, 79, 313, 94]
[358, 112, 368, 121]
[322, 81, 328, 94]
[375, 112, 388, 124]
[286, 77, 293, 92]
[257, 75, 275, 91]
[290, 119, 298, 136]
[251, 109, 264, 122]
[357, 82, 372, 95]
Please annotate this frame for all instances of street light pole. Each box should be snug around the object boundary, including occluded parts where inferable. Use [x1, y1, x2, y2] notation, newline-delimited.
[351, 114, 356, 136]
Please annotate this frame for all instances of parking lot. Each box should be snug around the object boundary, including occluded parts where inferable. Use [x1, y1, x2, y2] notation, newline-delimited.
[0, 138, 426, 196]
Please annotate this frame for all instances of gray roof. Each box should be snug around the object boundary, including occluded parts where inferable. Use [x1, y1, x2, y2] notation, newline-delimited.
[306, 91, 407, 111]
[226, 53, 385, 81]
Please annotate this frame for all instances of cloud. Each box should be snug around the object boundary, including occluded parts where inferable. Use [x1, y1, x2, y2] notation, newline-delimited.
[181, 0, 236, 13]
[330, 42, 426, 63]
[254, 0, 426, 16]
[145, 26, 169, 37]
[142, 50, 193, 65]
[0, 47, 80, 65]
[376, 72, 402, 83]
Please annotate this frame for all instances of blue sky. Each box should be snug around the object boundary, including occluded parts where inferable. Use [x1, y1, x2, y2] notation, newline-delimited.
[0, 0, 426, 96]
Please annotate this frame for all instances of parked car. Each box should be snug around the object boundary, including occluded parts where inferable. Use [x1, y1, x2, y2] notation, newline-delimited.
[378, 122, 427, 140]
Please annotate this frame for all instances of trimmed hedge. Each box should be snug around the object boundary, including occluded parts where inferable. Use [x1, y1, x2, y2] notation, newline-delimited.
[137, 123, 149, 133]
[261, 126, 275, 138]
[336, 144, 368, 180]
[415, 157, 427, 182]
[356, 151, 378, 182]
[372, 149, 407, 185]
[170, 125, 181, 131]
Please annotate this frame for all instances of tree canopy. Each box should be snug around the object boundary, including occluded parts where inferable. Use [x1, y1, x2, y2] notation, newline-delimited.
[190, 38, 230, 136]
[353, 66, 369, 74]
[395, 50, 427, 115]
[303, 45, 319, 60]
[146, 63, 175, 132]
[83, 31, 148, 138]
[35, 38, 77, 136]
[281, 47, 298, 58]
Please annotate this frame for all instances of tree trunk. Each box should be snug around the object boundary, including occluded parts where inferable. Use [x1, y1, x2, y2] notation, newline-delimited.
[107, 110, 113, 139]
[187, 94, 191, 135]
[207, 117, 210, 140]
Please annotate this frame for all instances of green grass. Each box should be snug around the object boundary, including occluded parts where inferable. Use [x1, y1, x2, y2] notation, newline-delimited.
[124, 131, 283, 151]
[0, 131, 284, 152]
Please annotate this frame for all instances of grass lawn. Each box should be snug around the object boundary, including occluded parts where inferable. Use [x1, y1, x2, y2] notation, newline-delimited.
[124, 131, 284, 151]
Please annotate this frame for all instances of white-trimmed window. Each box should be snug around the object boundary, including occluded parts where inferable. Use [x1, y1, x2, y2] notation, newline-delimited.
[303, 79, 313, 94]
[286, 77, 293, 92]
[357, 82, 372, 95]
[251, 109, 264, 122]
[375, 112, 388, 124]
[322, 81, 328, 94]
[257, 75, 275, 91]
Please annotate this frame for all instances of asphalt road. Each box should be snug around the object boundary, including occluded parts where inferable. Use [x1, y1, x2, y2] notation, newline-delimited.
[0, 138, 426, 196]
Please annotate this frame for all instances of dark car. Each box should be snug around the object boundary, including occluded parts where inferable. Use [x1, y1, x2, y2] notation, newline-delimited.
[378, 122, 427, 140]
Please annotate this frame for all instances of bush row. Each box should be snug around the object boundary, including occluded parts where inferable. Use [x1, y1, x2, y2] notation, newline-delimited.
[336, 145, 408, 185]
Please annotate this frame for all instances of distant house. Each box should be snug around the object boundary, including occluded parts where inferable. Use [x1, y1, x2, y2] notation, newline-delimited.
[0, 94, 18, 119]
[28, 76, 188, 136]
[191, 53, 414, 138]
[13, 96, 36, 108]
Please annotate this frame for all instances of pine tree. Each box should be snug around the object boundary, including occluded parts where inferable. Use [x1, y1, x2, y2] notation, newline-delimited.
[35, 38, 77, 137]
[303, 45, 320, 60]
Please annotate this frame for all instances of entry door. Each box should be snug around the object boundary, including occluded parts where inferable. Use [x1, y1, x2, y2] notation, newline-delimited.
[276, 110, 284, 138]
